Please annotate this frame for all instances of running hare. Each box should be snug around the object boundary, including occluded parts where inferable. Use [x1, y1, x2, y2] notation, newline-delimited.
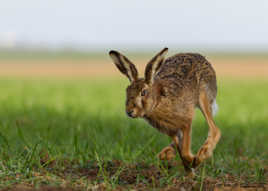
[109, 48, 221, 171]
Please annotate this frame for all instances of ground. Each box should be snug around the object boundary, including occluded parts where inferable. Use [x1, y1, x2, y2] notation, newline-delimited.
[0, 53, 268, 78]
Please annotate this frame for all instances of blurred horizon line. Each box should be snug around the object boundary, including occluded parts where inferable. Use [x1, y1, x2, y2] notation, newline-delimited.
[1, 42, 268, 53]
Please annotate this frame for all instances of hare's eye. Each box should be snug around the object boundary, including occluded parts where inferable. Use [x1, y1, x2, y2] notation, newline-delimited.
[141, 89, 148, 96]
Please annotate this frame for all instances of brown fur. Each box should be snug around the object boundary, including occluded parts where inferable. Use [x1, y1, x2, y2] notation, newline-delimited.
[109, 48, 221, 172]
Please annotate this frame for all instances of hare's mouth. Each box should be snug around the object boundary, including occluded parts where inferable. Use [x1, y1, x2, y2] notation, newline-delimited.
[126, 110, 136, 118]
[126, 109, 144, 118]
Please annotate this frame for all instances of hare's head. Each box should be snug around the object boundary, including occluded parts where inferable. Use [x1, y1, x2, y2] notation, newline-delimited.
[109, 48, 168, 118]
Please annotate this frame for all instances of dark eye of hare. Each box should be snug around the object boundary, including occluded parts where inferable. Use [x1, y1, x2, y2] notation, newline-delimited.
[141, 89, 147, 96]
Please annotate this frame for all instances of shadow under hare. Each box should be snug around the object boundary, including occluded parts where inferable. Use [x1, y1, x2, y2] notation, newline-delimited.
[109, 48, 221, 172]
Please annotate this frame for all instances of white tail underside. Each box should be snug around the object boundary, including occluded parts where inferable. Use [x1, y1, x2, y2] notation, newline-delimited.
[212, 99, 218, 116]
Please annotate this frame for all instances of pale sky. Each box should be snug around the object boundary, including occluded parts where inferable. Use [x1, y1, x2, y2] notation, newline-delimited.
[0, 0, 268, 50]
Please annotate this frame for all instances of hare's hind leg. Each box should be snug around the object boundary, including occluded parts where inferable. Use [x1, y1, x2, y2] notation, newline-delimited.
[193, 90, 221, 167]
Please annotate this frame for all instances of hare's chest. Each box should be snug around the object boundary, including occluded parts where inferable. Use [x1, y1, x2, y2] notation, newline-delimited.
[144, 115, 178, 137]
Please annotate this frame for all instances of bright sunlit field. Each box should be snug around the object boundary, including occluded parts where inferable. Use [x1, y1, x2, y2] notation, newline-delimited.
[0, 77, 267, 190]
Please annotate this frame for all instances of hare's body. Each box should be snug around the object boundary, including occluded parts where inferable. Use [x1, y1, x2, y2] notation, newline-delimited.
[145, 53, 217, 136]
[156, 53, 217, 106]
[109, 48, 221, 172]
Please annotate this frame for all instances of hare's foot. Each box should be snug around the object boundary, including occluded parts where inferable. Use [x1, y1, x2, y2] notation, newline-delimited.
[193, 131, 221, 167]
[181, 151, 195, 166]
[158, 145, 176, 160]
[193, 141, 213, 167]
[187, 168, 196, 178]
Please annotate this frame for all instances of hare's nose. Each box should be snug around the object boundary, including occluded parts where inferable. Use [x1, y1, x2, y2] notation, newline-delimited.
[126, 110, 134, 117]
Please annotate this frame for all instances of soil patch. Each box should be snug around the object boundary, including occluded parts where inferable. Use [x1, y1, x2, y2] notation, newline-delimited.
[0, 57, 267, 79]
[1, 160, 266, 191]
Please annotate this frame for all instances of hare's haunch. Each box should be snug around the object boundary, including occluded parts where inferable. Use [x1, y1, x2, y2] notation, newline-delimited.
[109, 48, 221, 172]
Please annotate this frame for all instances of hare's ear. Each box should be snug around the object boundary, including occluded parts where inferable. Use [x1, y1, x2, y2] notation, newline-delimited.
[145, 48, 168, 84]
[109, 50, 138, 82]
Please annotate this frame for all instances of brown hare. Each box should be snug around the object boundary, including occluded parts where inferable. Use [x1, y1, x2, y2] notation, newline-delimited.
[109, 48, 221, 172]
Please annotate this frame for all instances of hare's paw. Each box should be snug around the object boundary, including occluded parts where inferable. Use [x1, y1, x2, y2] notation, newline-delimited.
[158, 146, 176, 160]
[193, 142, 213, 167]
[199, 142, 213, 159]
[182, 151, 195, 164]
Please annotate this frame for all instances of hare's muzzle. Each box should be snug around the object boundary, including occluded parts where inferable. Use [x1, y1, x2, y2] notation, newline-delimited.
[126, 110, 134, 118]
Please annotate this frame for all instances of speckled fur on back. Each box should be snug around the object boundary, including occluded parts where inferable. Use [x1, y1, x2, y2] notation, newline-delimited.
[155, 53, 217, 106]
[109, 48, 221, 172]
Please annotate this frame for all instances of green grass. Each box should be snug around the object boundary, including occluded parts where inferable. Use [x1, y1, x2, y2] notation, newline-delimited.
[0, 78, 267, 190]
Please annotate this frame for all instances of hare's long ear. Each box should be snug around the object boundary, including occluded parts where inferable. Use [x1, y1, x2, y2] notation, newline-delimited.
[145, 48, 168, 84]
[109, 50, 138, 82]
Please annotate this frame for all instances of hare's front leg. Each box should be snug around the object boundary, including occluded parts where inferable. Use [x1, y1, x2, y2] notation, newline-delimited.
[172, 123, 195, 171]
[179, 126, 195, 165]
[158, 142, 176, 160]
[193, 91, 221, 168]
[157, 126, 193, 162]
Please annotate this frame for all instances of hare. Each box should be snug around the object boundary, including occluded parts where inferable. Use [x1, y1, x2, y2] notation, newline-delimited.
[109, 48, 221, 171]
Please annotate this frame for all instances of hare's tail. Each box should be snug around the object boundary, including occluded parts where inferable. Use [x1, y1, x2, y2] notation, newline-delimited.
[212, 99, 218, 116]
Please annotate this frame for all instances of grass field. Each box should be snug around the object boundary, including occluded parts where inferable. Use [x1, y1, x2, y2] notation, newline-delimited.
[0, 51, 267, 190]
[0, 78, 267, 190]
